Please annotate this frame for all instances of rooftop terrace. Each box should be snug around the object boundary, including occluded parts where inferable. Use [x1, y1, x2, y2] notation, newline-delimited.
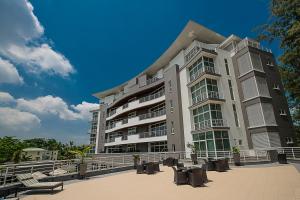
[22, 164, 300, 200]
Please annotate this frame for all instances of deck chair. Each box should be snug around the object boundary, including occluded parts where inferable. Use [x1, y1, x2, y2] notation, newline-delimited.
[16, 173, 63, 193]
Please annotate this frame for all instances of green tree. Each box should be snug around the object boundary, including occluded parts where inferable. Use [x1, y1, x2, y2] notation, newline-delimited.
[0, 137, 24, 163]
[257, 0, 300, 145]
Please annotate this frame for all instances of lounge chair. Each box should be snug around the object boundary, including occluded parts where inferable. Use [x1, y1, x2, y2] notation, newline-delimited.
[16, 173, 63, 193]
[48, 168, 67, 176]
[31, 171, 47, 180]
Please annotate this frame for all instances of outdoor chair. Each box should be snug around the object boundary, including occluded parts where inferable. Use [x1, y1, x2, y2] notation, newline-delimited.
[224, 158, 230, 170]
[164, 157, 175, 167]
[145, 163, 155, 175]
[278, 153, 287, 164]
[201, 164, 208, 183]
[171, 166, 188, 185]
[136, 165, 144, 174]
[207, 159, 216, 171]
[188, 167, 204, 187]
[215, 159, 227, 172]
[153, 162, 160, 172]
[177, 162, 184, 168]
[16, 173, 63, 193]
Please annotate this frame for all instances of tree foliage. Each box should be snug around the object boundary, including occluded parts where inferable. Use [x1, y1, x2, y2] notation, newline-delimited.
[257, 0, 300, 145]
[0, 136, 84, 164]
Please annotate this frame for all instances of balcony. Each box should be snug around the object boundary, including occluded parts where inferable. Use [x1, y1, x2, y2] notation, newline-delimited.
[191, 91, 224, 106]
[106, 89, 165, 120]
[105, 109, 166, 133]
[193, 119, 228, 131]
[231, 38, 272, 56]
[146, 76, 161, 85]
[105, 130, 167, 146]
[190, 66, 220, 83]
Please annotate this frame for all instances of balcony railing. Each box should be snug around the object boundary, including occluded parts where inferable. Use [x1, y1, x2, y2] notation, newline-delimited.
[190, 66, 218, 82]
[194, 119, 227, 130]
[232, 38, 272, 55]
[105, 130, 167, 143]
[139, 109, 166, 120]
[106, 109, 166, 131]
[146, 76, 161, 85]
[139, 130, 167, 138]
[139, 89, 165, 103]
[107, 89, 165, 118]
[192, 91, 223, 105]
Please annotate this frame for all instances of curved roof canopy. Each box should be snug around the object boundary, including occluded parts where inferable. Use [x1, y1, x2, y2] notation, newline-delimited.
[93, 20, 226, 99]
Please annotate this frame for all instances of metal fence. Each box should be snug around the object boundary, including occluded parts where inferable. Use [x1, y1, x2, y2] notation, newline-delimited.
[1, 147, 299, 187]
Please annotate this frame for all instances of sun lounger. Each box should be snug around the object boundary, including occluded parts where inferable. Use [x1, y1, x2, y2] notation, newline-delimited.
[16, 173, 63, 193]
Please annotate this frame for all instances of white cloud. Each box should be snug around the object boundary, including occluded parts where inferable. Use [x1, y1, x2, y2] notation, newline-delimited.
[0, 107, 40, 131]
[17, 95, 81, 120]
[0, 0, 74, 77]
[0, 92, 15, 103]
[0, 57, 23, 84]
[71, 101, 99, 120]
[16, 95, 97, 121]
[7, 44, 74, 76]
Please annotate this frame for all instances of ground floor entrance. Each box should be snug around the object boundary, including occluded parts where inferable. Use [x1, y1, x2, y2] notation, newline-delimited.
[192, 130, 231, 157]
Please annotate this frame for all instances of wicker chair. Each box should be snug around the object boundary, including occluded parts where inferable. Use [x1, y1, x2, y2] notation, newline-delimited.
[201, 164, 208, 183]
[177, 162, 184, 168]
[188, 168, 204, 187]
[153, 162, 160, 172]
[215, 159, 227, 172]
[171, 166, 188, 185]
[145, 163, 155, 174]
[136, 164, 144, 174]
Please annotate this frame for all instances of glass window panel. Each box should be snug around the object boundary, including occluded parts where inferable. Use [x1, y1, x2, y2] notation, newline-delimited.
[207, 140, 215, 151]
[206, 131, 213, 139]
[223, 139, 231, 150]
[215, 139, 224, 151]
[214, 131, 222, 139]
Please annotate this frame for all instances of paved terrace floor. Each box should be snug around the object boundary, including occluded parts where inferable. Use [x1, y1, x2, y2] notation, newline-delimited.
[23, 164, 300, 200]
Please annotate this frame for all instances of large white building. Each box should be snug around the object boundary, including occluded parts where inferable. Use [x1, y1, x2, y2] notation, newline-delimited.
[89, 21, 295, 155]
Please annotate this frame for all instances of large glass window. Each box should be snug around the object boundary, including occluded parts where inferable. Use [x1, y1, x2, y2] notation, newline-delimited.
[189, 56, 215, 81]
[150, 141, 167, 152]
[192, 104, 223, 129]
[193, 131, 230, 154]
[228, 80, 234, 100]
[191, 78, 219, 104]
[150, 122, 167, 136]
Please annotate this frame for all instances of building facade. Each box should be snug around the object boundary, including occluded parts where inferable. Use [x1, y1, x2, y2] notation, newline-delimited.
[89, 21, 295, 154]
[22, 148, 58, 161]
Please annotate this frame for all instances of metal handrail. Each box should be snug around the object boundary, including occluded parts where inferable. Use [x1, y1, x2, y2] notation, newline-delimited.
[194, 119, 227, 130]
[190, 65, 218, 82]
[192, 91, 222, 105]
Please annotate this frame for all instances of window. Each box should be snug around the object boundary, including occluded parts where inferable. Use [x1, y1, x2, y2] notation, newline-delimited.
[185, 46, 200, 62]
[170, 100, 174, 113]
[171, 121, 175, 134]
[189, 56, 215, 81]
[172, 144, 176, 152]
[128, 112, 136, 118]
[191, 78, 219, 104]
[238, 140, 242, 145]
[150, 122, 167, 136]
[224, 59, 230, 75]
[128, 127, 136, 135]
[150, 141, 167, 152]
[193, 131, 230, 152]
[214, 131, 231, 151]
[193, 104, 223, 129]
[285, 137, 293, 144]
[232, 104, 239, 127]
[228, 80, 234, 100]
[127, 144, 136, 152]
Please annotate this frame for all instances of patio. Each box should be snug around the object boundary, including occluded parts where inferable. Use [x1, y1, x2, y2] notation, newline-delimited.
[22, 164, 300, 200]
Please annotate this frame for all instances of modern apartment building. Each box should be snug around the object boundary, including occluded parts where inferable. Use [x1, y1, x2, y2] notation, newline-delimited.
[89, 21, 295, 154]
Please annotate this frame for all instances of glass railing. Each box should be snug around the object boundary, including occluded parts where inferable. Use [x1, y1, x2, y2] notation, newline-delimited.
[192, 91, 223, 105]
[194, 119, 227, 130]
[190, 66, 218, 82]
[139, 130, 167, 138]
[146, 76, 162, 85]
[107, 89, 165, 118]
[139, 109, 166, 120]
[139, 89, 165, 103]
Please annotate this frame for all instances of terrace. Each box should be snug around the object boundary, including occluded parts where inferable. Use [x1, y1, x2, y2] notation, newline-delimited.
[1, 148, 300, 200]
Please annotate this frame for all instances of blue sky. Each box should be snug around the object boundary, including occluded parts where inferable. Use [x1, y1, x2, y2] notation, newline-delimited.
[0, 0, 278, 144]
